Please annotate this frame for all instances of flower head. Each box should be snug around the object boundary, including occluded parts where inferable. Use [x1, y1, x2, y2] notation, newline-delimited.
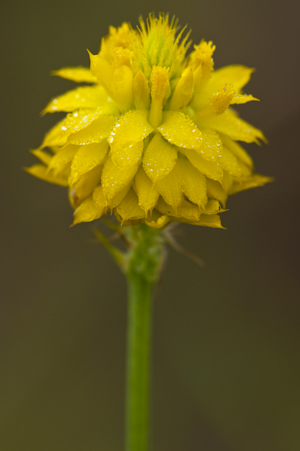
[27, 13, 271, 229]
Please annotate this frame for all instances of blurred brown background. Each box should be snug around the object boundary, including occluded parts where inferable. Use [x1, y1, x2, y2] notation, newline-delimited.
[1, 0, 300, 449]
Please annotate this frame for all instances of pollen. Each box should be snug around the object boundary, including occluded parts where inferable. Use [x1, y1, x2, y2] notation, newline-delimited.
[26, 13, 271, 229]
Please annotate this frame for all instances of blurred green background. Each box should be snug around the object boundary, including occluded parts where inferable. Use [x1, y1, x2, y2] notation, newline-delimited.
[1, 0, 300, 449]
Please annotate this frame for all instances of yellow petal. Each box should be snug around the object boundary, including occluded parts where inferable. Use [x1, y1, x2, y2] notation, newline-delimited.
[115, 189, 145, 224]
[73, 164, 103, 200]
[111, 140, 143, 169]
[158, 111, 202, 150]
[220, 146, 242, 177]
[101, 155, 138, 201]
[228, 174, 273, 195]
[219, 134, 253, 169]
[30, 149, 52, 165]
[202, 199, 223, 215]
[195, 86, 235, 121]
[110, 183, 132, 209]
[144, 211, 170, 229]
[42, 86, 109, 114]
[155, 160, 182, 209]
[177, 157, 207, 208]
[208, 65, 254, 93]
[134, 166, 160, 213]
[111, 65, 133, 112]
[221, 170, 233, 192]
[198, 108, 266, 144]
[196, 128, 223, 162]
[133, 70, 150, 109]
[73, 196, 102, 225]
[60, 109, 103, 137]
[92, 185, 107, 212]
[149, 66, 170, 127]
[196, 214, 224, 228]
[52, 66, 97, 83]
[230, 94, 259, 105]
[206, 178, 228, 207]
[180, 148, 223, 182]
[25, 164, 68, 187]
[48, 144, 78, 172]
[169, 67, 194, 111]
[89, 52, 114, 97]
[108, 109, 153, 149]
[69, 141, 109, 185]
[156, 197, 201, 222]
[40, 118, 68, 149]
[67, 115, 117, 146]
[143, 133, 177, 182]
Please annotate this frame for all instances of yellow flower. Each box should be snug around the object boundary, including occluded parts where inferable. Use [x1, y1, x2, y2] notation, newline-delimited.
[27, 13, 271, 229]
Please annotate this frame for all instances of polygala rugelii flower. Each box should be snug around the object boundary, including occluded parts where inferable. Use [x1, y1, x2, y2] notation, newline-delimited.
[27, 14, 271, 228]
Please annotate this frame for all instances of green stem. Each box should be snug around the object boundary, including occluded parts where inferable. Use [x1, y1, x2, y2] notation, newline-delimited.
[126, 273, 152, 451]
[124, 224, 164, 451]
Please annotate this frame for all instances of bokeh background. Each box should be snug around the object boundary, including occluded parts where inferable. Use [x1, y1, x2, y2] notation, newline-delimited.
[1, 0, 300, 449]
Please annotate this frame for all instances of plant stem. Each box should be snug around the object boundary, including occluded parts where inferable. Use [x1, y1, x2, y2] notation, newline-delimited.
[125, 224, 164, 451]
[126, 273, 152, 451]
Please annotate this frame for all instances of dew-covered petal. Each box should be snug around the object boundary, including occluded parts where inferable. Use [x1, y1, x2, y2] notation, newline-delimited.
[69, 141, 108, 185]
[180, 148, 223, 182]
[206, 178, 228, 207]
[155, 160, 183, 209]
[60, 109, 103, 137]
[25, 164, 68, 187]
[208, 65, 254, 94]
[40, 118, 68, 149]
[52, 67, 97, 83]
[109, 109, 153, 149]
[73, 164, 103, 200]
[228, 174, 273, 195]
[110, 183, 132, 209]
[42, 86, 109, 114]
[220, 146, 242, 177]
[158, 111, 202, 150]
[143, 133, 177, 182]
[177, 157, 207, 208]
[115, 189, 145, 224]
[134, 166, 160, 213]
[198, 109, 266, 144]
[111, 140, 143, 169]
[48, 144, 78, 172]
[196, 128, 223, 162]
[230, 94, 259, 105]
[73, 196, 102, 225]
[101, 156, 139, 201]
[67, 115, 117, 145]
[220, 134, 253, 169]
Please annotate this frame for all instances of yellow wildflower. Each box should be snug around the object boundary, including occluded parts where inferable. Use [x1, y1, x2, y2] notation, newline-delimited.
[27, 13, 271, 229]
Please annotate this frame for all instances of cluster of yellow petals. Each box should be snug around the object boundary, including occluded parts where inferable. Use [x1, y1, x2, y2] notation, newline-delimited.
[27, 14, 271, 229]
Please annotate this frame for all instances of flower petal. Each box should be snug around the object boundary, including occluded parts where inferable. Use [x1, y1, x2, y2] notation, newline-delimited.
[156, 197, 200, 222]
[52, 66, 97, 83]
[220, 146, 242, 177]
[208, 65, 254, 93]
[101, 155, 139, 201]
[67, 115, 117, 145]
[69, 141, 108, 185]
[144, 211, 170, 229]
[48, 144, 78, 173]
[158, 111, 202, 150]
[196, 128, 223, 162]
[220, 134, 253, 169]
[198, 108, 266, 144]
[230, 94, 259, 105]
[115, 189, 145, 224]
[206, 178, 228, 207]
[177, 157, 207, 208]
[73, 196, 102, 225]
[111, 140, 143, 169]
[180, 148, 223, 182]
[196, 214, 224, 228]
[108, 109, 153, 149]
[92, 185, 107, 211]
[42, 86, 109, 114]
[155, 160, 183, 209]
[143, 133, 177, 182]
[134, 166, 160, 213]
[40, 118, 68, 149]
[228, 174, 273, 195]
[30, 149, 52, 165]
[25, 164, 68, 187]
[73, 164, 103, 200]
